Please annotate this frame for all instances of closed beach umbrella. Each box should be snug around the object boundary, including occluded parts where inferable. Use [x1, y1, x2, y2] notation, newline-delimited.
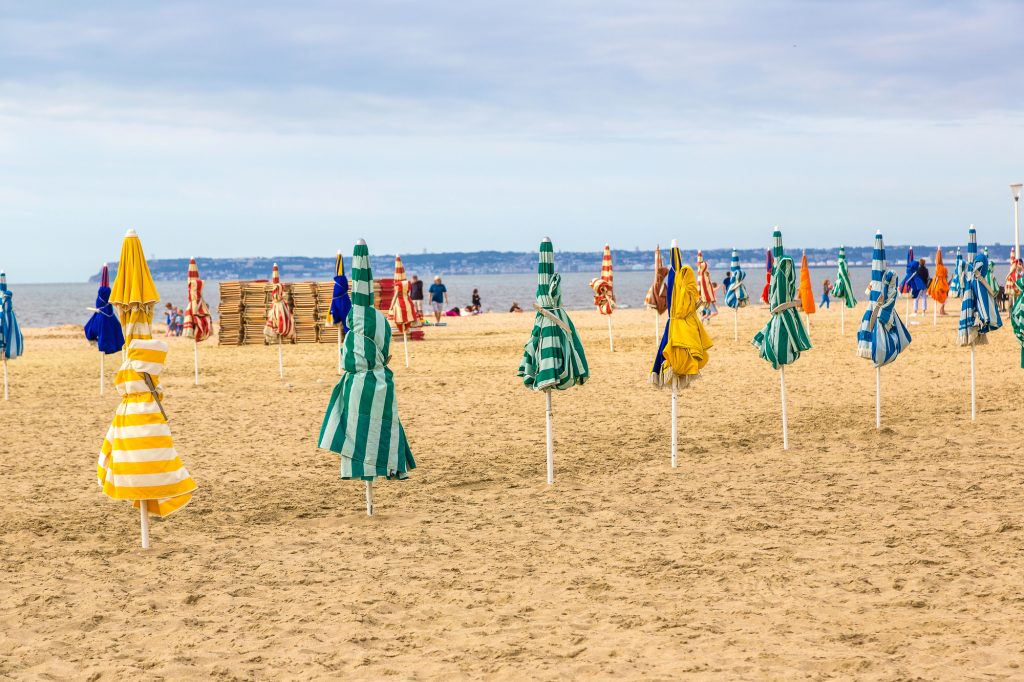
[1011, 271, 1024, 369]
[983, 247, 999, 293]
[927, 248, 950, 324]
[651, 241, 713, 466]
[589, 244, 616, 351]
[0, 271, 24, 401]
[264, 263, 294, 378]
[644, 245, 668, 341]
[182, 258, 213, 386]
[761, 250, 773, 305]
[724, 248, 748, 341]
[950, 248, 966, 298]
[84, 263, 125, 395]
[388, 254, 418, 368]
[957, 226, 1002, 420]
[518, 238, 589, 484]
[696, 251, 717, 322]
[329, 250, 352, 375]
[99, 230, 195, 548]
[318, 239, 415, 515]
[830, 246, 857, 335]
[752, 228, 812, 449]
[856, 231, 912, 428]
[1004, 247, 1023, 306]
[798, 251, 816, 327]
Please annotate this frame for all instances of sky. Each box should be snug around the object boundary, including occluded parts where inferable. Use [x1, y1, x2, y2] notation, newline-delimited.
[2, 1, 1023, 281]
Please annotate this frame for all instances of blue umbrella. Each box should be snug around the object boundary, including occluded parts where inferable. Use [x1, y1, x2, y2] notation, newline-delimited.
[957, 226, 1002, 420]
[0, 271, 24, 401]
[84, 263, 125, 355]
[724, 248, 748, 341]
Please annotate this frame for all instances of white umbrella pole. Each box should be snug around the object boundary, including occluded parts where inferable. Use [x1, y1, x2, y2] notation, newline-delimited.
[970, 345, 976, 421]
[607, 316, 614, 352]
[840, 305, 845, 336]
[671, 379, 678, 468]
[193, 338, 199, 386]
[545, 390, 554, 484]
[780, 366, 789, 451]
[905, 296, 910, 319]
[654, 311, 659, 342]
[100, 353, 105, 396]
[2, 356, 7, 401]
[278, 337, 283, 379]
[365, 481, 374, 516]
[733, 309, 738, 341]
[933, 303, 937, 325]
[139, 500, 150, 549]
[404, 332, 409, 368]
[337, 328, 342, 375]
[875, 367, 881, 429]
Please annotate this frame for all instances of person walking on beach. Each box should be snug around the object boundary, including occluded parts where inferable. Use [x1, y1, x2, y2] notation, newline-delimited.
[470, 288, 482, 313]
[428, 276, 448, 323]
[409, 275, 424, 316]
[915, 257, 930, 314]
[820, 279, 831, 309]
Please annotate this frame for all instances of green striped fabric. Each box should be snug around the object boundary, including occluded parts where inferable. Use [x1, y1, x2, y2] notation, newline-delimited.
[752, 229, 812, 369]
[518, 239, 589, 390]
[318, 241, 415, 480]
[830, 246, 857, 307]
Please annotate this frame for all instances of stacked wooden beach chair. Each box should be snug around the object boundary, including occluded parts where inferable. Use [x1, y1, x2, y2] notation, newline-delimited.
[290, 282, 318, 343]
[217, 281, 244, 345]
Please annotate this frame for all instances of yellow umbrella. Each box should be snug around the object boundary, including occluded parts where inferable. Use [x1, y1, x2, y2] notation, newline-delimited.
[109, 229, 160, 346]
[99, 229, 195, 549]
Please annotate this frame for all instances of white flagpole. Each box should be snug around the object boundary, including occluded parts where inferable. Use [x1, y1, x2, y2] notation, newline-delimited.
[139, 500, 150, 549]
[545, 390, 554, 484]
[404, 332, 409, 368]
[100, 353, 105, 396]
[875, 367, 881, 429]
[671, 379, 678, 468]
[970, 345, 976, 421]
[278, 337, 283, 378]
[780, 366, 789, 450]
[607, 316, 614, 352]
[193, 338, 199, 386]
[365, 481, 374, 516]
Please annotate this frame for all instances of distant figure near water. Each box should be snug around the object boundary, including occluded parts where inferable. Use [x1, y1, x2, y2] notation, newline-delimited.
[428, 276, 448, 323]
[409, 275, 424, 316]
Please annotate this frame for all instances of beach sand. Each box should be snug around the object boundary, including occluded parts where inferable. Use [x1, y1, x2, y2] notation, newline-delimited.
[1, 305, 1022, 680]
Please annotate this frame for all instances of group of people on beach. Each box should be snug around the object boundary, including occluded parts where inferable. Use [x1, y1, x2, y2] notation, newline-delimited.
[406, 274, 485, 323]
[163, 303, 186, 336]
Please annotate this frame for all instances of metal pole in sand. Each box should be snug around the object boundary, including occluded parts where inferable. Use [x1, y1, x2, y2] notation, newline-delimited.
[193, 338, 199, 386]
[970, 345, 976, 421]
[100, 353, 105, 396]
[733, 308, 738, 342]
[875, 367, 881, 429]
[337, 328, 342, 375]
[671, 379, 678, 468]
[545, 390, 554, 484]
[780, 366, 789, 450]
[365, 481, 374, 516]
[607, 316, 614, 352]
[3, 356, 7, 401]
[404, 332, 409, 368]
[139, 500, 150, 549]
[840, 304, 845, 336]
[278, 337, 283, 379]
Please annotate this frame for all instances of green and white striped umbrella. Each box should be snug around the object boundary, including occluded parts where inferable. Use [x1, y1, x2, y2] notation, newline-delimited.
[319, 240, 415, 490]
[752, 229, 812, 369]
[830, 246, 857, 308]
[518, 238, 589, 391]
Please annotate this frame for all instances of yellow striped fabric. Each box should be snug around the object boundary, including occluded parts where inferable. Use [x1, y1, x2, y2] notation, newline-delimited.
[97, 339, 196, 517]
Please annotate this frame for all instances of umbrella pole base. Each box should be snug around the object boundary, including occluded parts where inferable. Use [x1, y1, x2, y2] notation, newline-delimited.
[140, 500, 151, 550]
[875, 367, 881, 429]
[545, 391, 554, 484]
[780, 367, 789, 451]
[970, 345, 976, 422]
[365, 481, 374, 516]
[671, 380, 678, 468]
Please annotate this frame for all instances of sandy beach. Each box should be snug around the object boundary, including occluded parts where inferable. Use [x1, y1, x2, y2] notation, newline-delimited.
[1, 305, 1023, 680]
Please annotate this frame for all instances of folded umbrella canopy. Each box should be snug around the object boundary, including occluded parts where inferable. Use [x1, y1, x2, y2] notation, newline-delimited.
[644, 245, 668, 314]
[950, 248, 966, 298]
[900, 247, 925, 297]
[830, 246, 857, 335]
[0, 271, 24, 401]
[856, 231, 912, 428]
[388, 254, 418, 368]
[84, 263, 125, 395]
[518, 238, 589, 483]
[752, 229, 812, 449]
[798, 250, 816, 317]
[928, 248, 950, 323]
[1012, 272, 1024, 369]
[319, 239, 415, 515]
[724, 248, 748, 341]
[329, 250, 352, 375]
[651, 244, 713, 467]
[761, 250, 773, 305]
[264, 263, 294, 378]
[957, 226, 1002, 420]
[85, 263, 125, 353]
[696, 251, 717, 320]
[983, 247, 999, 293]
[1004, 248, 1023, 304]
[182, 258, 213, 386]
[589, 244, 616, 351]
[99, 230, 195, 548]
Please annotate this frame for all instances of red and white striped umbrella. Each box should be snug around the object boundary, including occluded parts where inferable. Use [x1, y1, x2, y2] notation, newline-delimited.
[183, 258, 213, 343]
[589, 244, 615, 315]
[696, 250, 716, 305]
[388, 255, 418, 333]
[264, 263, 294, 341]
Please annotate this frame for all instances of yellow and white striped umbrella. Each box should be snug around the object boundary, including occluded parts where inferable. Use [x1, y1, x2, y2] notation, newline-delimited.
[109, 229, 159, 346]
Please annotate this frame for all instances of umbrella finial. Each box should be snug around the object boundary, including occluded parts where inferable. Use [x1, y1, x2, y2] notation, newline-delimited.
[125, 228, 137, 237]
[670, 239, 678, 248]
[357, 238, 367, 245]
[337, 249, 342, 255]
[542, 237, 552, 243]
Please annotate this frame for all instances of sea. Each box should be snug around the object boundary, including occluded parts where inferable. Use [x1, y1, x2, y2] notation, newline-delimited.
[15, 266, 879, 328]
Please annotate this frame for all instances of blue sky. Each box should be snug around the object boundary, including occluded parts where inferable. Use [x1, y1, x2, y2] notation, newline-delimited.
[2, 1, 1023, 281]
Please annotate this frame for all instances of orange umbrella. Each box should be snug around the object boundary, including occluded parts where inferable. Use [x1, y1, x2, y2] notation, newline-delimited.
[928, 248, 950, 324]
[798, 250, 816, 317]
[388, 254, 418, 367]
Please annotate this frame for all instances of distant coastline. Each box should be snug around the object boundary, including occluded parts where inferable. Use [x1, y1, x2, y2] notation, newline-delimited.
[88, 244, 1018, 282]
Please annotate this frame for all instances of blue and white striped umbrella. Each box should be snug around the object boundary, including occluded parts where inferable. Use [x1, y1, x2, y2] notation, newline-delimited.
[856, 231, 911, 367]
[724, 249, 748, 309]
[0, 271, 23, 361]
[950, 248, 966, 297]
[957, 226, 1002, 346]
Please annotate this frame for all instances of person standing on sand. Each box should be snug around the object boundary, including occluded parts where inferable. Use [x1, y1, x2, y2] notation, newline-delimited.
[820, 279, 831, 308]
[409, 275, 424, 316]
[915, 257, 930, 314]
[428, 276, 448, 323]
